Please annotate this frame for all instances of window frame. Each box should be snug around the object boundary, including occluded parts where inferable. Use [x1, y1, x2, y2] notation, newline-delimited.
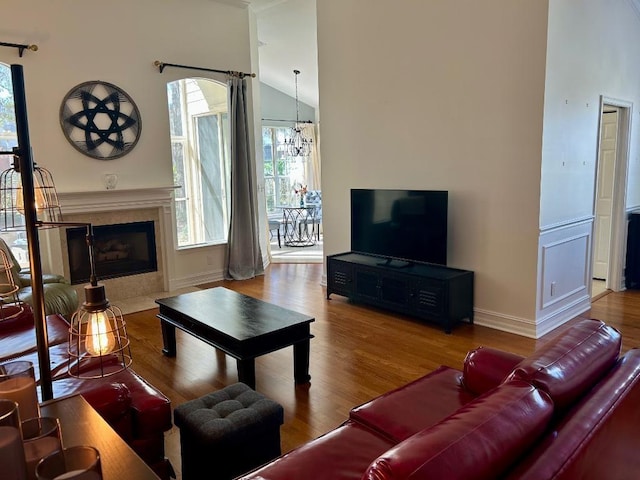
[263, 125, 306, 215]
[167, 78, 230, 249]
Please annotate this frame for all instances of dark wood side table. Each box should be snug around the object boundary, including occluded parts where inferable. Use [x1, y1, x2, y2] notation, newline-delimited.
[41, 394, 160, 480]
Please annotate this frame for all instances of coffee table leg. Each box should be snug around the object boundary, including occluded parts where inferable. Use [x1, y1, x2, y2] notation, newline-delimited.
[161, 320, 177, 357]
[237, 358, 256, 390]
[293, 339, 311, 384]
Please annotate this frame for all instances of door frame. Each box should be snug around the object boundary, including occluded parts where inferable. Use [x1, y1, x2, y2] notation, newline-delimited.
[593, 95, 632, 292]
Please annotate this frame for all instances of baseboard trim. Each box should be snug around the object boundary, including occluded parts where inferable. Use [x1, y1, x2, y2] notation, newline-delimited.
[473, 294, 591, 339]
[168, 269, 226, 291]
[473, 310, 538, 338]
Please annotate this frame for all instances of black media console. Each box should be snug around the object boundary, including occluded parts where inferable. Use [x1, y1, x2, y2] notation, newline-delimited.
[327, 252, 474, 333]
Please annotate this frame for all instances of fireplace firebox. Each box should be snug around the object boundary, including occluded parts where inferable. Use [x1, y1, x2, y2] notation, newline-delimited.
[66, 221, 158, 285]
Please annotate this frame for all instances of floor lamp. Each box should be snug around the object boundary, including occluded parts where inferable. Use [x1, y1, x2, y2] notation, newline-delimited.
[2, 64, 54, 400]
[0, 64, 131, 401]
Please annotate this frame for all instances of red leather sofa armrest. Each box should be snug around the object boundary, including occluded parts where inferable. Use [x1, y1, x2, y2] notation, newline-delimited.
[0, 304, 33, 331]
[79, 380, 133, 421]
[463, 346, 525, 395]
[55, 367, 172, 439]
[108, 369, 173, 437]
[51, 378, 132, 422]
[363, 381, 553, 480]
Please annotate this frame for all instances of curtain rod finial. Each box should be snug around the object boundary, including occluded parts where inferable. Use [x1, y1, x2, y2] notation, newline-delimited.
[28, 45, 38, 52]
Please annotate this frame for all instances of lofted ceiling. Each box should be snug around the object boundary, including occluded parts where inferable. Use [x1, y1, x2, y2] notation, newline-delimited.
[215, 0, 318, 108]
[220, 0, 640, 110]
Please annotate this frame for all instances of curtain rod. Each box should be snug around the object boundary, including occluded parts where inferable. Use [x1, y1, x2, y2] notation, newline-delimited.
[153, 60, 255, 78]
[262, 118, 313, 123]
[0, 41, 38, 57]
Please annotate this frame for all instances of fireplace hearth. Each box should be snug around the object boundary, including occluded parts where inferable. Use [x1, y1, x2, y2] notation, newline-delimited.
[66, 221, 158, 285]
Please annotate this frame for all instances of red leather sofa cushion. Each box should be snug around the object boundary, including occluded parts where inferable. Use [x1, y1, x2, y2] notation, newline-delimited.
[349, 366, 477, 443]
[238, 420, 395, 480]
[507, 319, 621, 410]
[363, 380, 554, 480]
[0, 310, 70, 362]
[10, 343, 79, 383]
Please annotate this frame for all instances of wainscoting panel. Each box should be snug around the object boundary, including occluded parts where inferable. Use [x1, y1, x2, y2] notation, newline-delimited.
[536, 220, 593, 336]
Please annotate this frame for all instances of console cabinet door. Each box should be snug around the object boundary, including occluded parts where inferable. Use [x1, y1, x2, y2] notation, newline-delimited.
[354, 267, 379, 301]
[328, 259, 354, 297]
[411, 278, 446, 319]
[354, 267, 411, 310]
[378, 274, 411, 309]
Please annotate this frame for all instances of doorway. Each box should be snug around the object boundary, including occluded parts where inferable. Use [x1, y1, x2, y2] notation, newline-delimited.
[591, 97, 632, 298]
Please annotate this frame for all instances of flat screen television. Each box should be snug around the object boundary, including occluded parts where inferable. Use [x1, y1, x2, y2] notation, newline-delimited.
[351, 189, 448, 266]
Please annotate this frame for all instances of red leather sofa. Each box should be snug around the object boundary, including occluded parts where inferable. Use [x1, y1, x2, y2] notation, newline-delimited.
[0, 304, 173, 479]
[238, 318, 640, 480]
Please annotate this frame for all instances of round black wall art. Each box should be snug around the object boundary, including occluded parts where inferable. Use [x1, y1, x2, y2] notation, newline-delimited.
[60, 80, 141, 160]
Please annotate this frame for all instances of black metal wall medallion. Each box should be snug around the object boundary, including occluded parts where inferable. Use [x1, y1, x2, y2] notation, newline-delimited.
[60, 80, 141, 160]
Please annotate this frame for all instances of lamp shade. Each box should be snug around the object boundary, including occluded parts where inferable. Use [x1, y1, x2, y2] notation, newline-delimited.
[0, 249, 25, 321]
[0, 159, 62, 231]
[68, 284, 132, 379]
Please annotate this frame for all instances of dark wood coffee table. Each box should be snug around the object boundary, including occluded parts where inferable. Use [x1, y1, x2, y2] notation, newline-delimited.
[156, 287, 315, 389]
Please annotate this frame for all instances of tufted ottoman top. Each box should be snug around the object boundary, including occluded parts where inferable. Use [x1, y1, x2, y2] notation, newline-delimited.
[173, 382, 284, 445]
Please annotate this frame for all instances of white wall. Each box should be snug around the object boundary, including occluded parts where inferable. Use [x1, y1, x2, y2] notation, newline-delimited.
[317, 0, 549, 329]
[0, 0, 258, 290]
[535, 0, 640, 336]
[541, 0, 640, 227]
[9, 0, 639, 334]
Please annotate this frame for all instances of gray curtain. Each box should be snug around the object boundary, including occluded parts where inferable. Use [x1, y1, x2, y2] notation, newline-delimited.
[225, 75, 264, 279]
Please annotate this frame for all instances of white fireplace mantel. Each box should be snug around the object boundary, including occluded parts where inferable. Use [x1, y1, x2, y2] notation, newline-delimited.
[57, 186, 177, 215]
[47, 185, 178, 300]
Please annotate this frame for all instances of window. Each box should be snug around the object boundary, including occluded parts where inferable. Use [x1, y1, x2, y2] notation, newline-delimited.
[0, 64, 16, 171]
[0, 63, 27, 267]
[263, 126, 306, 214]
[166, 78, 230, 248]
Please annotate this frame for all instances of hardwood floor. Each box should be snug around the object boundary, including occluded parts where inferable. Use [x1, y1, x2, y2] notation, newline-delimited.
[123, 263, 640, 478]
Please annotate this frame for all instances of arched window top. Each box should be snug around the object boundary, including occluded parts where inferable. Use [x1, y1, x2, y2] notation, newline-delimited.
[184, 78, 227, 114]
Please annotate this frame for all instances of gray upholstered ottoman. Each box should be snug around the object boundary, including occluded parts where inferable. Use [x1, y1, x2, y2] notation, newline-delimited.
[173, 382, 284, 480]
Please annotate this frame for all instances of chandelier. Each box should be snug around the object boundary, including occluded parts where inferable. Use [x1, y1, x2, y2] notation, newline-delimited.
[284, 69, 313, 157]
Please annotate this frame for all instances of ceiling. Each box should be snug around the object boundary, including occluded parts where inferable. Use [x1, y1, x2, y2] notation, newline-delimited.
[221, 0, 640, 110]
[216, 0, 318, 108]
